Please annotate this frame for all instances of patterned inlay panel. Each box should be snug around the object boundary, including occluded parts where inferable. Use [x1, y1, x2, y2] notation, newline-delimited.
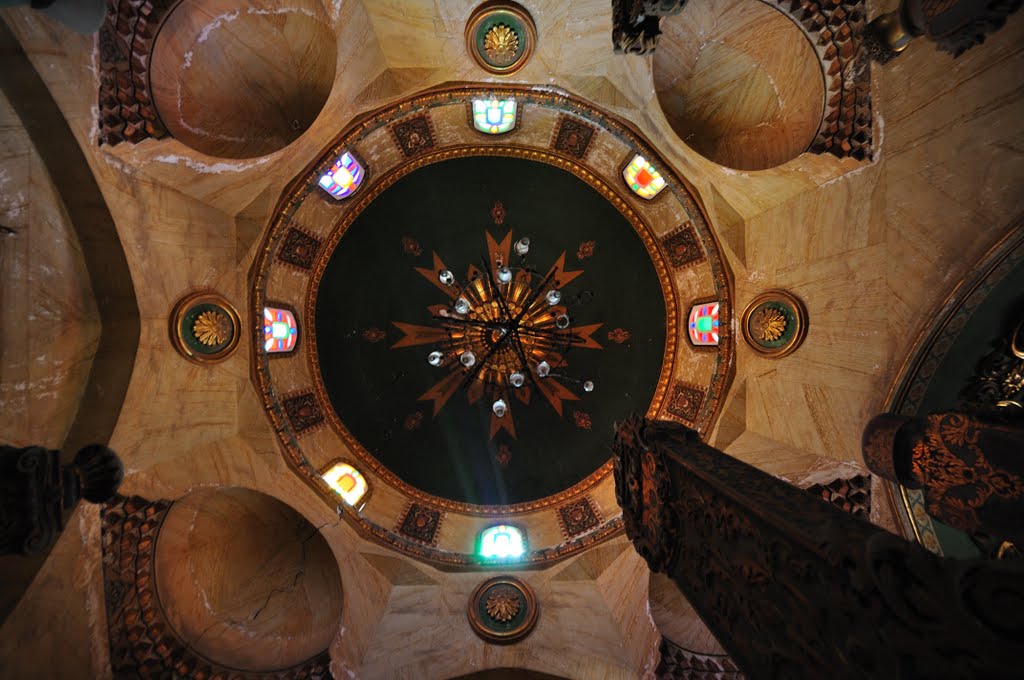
[397, 502, 444, 545]
[551, 116, 597, 159]
[283, 391, 325, 435]
[278, 227, 321, 270]
[390, 114, 436, 157]
[556, 496, 603, 539]
[661, 223, 705, 270]
[666, 382, 705, 425]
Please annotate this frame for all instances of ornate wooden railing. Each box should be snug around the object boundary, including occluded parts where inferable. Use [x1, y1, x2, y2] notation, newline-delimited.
[612, 415, 1023, 679]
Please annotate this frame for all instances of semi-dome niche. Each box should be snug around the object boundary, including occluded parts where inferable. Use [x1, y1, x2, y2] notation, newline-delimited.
[153, 488, 343, 671]
[653, 0, 825, 171]
[150, 0, 337, 159]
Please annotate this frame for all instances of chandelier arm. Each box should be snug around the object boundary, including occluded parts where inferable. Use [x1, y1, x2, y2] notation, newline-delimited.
[436, 315, 507, 332]
[480, 255, 517, 323]
[457, 323, 514, 391]
[508, 329, 544, 391]
[511, 268, 557, 326]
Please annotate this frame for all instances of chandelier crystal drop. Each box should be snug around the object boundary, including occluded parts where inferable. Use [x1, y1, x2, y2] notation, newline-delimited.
[428, 351, 443, 366]
[497, 265, 513, 283]
[460, 351, 477, 367]
[515, 237, 530, 255]
[583, 380, 594, 392]
[545, 289, 561, 306]
[509, 372, 525, 387]
[536, 360, 551, 377]
[556, 313, 570, 329]
[439, 269, 455, 285]
[455, 297, 472, 315]
[492, 399, 508, 418]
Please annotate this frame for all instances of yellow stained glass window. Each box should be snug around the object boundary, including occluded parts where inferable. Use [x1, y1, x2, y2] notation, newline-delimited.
[322, 462, 368, 507]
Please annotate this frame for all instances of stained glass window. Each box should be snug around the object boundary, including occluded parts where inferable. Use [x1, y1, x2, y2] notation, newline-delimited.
[322, 462, 368, 507]
[263, 306, 298, 353]
[623, 154, 667, 199]
[478, 524, 526, 559]
[472, 99, 517, 134]
[318, 151, 365, 200]
[688, 302, 720, 346]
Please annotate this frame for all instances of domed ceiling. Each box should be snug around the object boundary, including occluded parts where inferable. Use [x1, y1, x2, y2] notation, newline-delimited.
[314, 155, 667, 505]
[252, 84, 734, 565]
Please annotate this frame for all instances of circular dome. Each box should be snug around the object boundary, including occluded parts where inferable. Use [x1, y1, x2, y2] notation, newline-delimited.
[313, 155, 667, 506]
[653, 0, 824, 171]
[150, 0, 336, 159]
[154, 488, 342, 671]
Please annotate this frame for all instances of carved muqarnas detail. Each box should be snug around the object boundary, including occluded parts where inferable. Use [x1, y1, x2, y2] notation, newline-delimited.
[283, 392, 324, 434]
[101, 496, 332, 680]
[666, 382, 704, 425]
[658, 637, 745, 679]
[278, 227, 321, 270]
[557, 497, 603, 539]
[766, 0, 873, 161]
[552, 117, 596, 159]
[804, 474, 872, 519]
[661, 223, 705, 269]
[98, 0, 175, 145]
[391, 115, 436, 157]
[398, 503, 442, 545]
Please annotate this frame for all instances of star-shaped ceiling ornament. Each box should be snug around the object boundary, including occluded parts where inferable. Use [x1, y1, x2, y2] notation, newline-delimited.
[391, 211, 603, 440]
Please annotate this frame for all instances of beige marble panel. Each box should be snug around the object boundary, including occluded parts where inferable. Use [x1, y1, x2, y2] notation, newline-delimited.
[354, 536, 653, 679]
[109, 319, 242, 473]
[0, 506, 110, 680]
[0, 90, 99, 449]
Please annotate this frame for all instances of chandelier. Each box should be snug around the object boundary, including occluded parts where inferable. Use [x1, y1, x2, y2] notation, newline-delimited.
[422, 235, 600, 432]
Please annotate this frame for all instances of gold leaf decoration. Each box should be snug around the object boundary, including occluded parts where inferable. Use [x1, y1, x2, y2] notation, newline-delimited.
[193, 310, 232, 346]
[485, 586, 521, 622]
[484, 24, 519, 65]
[753, 307, 787, 342]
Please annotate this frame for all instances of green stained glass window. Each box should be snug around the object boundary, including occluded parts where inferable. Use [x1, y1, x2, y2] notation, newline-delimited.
[478, 524, 526, 558]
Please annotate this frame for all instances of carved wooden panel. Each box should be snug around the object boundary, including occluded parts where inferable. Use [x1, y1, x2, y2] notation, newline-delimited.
[612, 416, 1023, 678]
